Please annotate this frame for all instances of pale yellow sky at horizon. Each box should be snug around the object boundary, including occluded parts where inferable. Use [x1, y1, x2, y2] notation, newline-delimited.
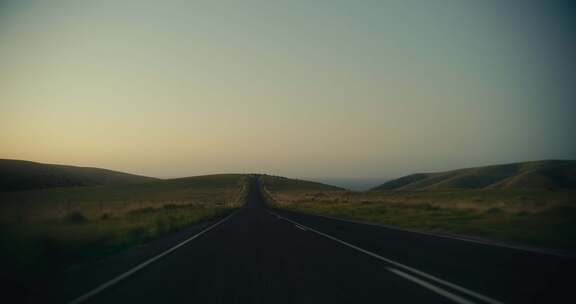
[1, 0, 575, 178]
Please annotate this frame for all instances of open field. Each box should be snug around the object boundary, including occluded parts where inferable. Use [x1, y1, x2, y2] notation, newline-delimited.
[0, 174, 248, 279]
[0, 174, 247, 223]
[264, 182, 576, 250]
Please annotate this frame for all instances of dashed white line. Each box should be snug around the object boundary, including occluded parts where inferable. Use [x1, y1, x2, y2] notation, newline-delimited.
[269, 211, 504, 304]
[293, 210, 570, 258]
[294, 224, 307, 231]
[387, 267, 476, 304]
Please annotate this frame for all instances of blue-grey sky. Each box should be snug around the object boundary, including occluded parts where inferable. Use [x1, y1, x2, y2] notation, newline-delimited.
[1, 0, 575, 179]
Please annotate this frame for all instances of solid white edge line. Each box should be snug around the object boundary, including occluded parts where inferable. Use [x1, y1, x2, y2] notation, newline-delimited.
[292, 210, 572, 258]
[387, 268, 477, 304]
[68, 209, 241, 304]
[269, 211, 504, 304]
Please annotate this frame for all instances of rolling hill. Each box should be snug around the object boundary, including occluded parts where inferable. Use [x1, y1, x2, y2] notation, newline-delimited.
[0, 174, 246, 212]
[260, 175, 344, 192]
[371, 160, 576, 191]
[0, 159, 158, 192]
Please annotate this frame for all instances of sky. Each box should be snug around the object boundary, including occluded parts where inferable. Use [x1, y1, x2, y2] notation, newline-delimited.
[1, 0, 575, 179]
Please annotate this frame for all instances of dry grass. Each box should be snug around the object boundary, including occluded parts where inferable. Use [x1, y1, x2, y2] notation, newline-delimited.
[266, 188, 576, 250]
[0, 174, 248, 279]
[0, 175, 246, 224]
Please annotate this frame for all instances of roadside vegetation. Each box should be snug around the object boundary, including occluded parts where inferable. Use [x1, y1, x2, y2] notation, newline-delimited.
[262, 176, 576, 250]
[0, 174, 248, 281]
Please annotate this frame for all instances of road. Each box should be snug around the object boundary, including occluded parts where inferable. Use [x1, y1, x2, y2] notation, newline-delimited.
[69, 177, 574, 304]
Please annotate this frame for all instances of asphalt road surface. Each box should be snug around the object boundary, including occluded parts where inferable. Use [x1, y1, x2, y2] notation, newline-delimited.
[69, 177, 574, 304]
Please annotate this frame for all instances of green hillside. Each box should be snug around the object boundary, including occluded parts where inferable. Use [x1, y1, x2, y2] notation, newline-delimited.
[372, 160, 576, 191]
[0, 159, 157, 192]
[261, 175, 344, 192]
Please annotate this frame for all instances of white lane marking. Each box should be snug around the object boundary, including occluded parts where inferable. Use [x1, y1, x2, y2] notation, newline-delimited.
[387, 268, 476, 304]
[269, 211, 504, 304]
[291, 211, 571, 258]
[294, 224, 307, 231]
[68, 209, 241, 304]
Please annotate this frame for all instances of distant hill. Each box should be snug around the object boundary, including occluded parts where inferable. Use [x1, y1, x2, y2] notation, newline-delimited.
[371, 160, 576, 191]
[261, 175, 344, 192]
[0, 159, 158, 192]
[307, 177, 390, 191]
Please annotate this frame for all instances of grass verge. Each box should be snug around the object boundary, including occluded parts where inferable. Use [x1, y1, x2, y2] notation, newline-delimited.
[0, 174, 248, 299]
[264, 187, 576, 251]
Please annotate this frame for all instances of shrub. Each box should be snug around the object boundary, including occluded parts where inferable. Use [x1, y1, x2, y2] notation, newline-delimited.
[409, 203, 437, 211]
[128, 227, 148, 240]
[128, 207, 156, 215]
[64, 211, 88, 223]
[485, 207, 503, 214]
[154, 218, 168, 234]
